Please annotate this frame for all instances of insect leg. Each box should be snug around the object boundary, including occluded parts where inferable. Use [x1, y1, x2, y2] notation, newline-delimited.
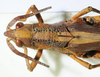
[7, 6, 51, 30]
[93, 51, 100, 59]
[69, 54, 100, 69]
[30, 49, 43, 71]
[23, 48, 43, 71]
[83, 16, 100, 27]
[19, 5, 44, 24]
[6, 38, 49, 69]
[71, 6, 100, 21]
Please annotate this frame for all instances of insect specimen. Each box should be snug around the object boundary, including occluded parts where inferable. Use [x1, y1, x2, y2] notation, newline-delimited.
[4, 5, 100, 71]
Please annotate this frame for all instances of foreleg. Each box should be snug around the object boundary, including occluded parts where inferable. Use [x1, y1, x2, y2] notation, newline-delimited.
[23, 47, 43, 71]
[6, 6, 51, 30]
[19, 5, 44, 24]
[6, 38, 49, 71]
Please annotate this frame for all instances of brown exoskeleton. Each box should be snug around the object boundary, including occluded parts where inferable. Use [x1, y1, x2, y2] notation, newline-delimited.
[4, 5, 100, 71]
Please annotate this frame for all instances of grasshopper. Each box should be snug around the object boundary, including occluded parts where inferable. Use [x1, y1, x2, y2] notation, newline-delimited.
[4, 5, 100, 71]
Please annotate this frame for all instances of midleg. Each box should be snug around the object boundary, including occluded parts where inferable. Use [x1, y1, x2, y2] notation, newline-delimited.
[71, 6, 100, 21]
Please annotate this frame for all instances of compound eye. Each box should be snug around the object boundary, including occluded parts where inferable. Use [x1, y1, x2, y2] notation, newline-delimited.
[16, 22, 24, 29]
[15, 39, 23, 47]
